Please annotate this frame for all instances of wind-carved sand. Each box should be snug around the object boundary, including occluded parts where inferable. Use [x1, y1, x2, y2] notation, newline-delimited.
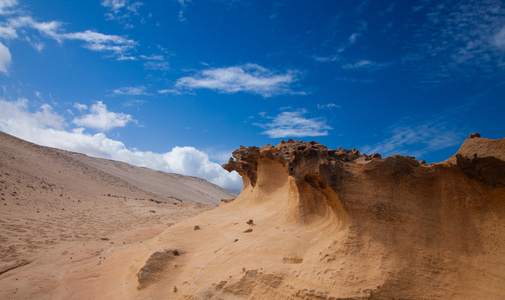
[1, 132, 505, 299]
[0, 131, 235, 299]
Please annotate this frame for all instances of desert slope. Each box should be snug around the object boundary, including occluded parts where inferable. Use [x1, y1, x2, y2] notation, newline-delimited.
[64, 150, 235, 206]
[60, 134, 505, 300]
[0, 131, 234, 299]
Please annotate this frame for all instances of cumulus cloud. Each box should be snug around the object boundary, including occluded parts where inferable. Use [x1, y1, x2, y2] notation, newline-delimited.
[175, 64, 303, 97]
[0, 98, 65, 130]
[255, 109, 332, 138]
[0, 98, 242, 193]
[72, 101, 135, 131]
[101, 0, 128, 11]
[0, 41, 11, 74]
[73, 103, 88, 111]
[0, 25, 17, 39]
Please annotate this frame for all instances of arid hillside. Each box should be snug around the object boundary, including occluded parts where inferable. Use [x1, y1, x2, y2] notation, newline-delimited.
[48, 134, 505, 300]
[0, 131, 235, 299]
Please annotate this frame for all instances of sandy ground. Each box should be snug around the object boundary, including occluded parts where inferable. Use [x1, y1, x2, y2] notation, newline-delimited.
[1, 132, 504, 299]
[0, 131, 230, 299]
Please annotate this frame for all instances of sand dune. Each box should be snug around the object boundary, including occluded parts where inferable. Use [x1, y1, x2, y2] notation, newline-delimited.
[0, 131, 234, 299]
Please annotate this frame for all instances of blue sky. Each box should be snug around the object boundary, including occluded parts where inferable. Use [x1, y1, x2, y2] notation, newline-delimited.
[1, 0, 504, 193]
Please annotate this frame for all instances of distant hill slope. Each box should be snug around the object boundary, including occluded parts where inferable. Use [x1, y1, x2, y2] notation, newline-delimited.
[0, 130, 224, 298]
[0, 131, 235, 205]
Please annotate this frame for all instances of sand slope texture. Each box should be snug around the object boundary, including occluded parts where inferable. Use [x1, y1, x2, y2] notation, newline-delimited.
[0, 131, 235, 299]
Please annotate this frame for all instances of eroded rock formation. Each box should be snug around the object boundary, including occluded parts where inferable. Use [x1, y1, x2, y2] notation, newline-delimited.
[56, 135, 505, 300]
[218, 135, 505, 299]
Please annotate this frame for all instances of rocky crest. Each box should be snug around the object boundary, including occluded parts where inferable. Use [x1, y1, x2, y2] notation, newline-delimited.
[223, 139, 384, 188]
[224, 135, 505, 193]
[217, 134, 505, 298]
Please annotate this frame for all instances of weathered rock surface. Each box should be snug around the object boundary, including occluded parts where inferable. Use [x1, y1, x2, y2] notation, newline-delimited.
[47, 135, 505, 300]
[218, 136, 505, 299]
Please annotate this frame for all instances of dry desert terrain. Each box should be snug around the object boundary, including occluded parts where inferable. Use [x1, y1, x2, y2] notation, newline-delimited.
[1, 131, 505, 299]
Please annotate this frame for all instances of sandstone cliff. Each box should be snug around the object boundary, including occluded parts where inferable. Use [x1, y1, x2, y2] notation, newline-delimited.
[50, 135, 505, 299]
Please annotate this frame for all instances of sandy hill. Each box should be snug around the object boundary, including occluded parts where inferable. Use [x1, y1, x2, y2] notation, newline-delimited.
[0, 131, 234, 298]
[2, 133, 504, 299]
[62, 149, 235, 206]
[0, 131, 235, 206]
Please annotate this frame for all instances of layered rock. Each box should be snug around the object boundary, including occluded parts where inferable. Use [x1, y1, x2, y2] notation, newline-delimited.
[219, 135, 505, 299]
[59, 135, 505, 300]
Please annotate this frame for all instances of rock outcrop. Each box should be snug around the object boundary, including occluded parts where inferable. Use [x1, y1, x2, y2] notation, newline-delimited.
[52, 135, 505, 300]
[218, 136, 505, 299]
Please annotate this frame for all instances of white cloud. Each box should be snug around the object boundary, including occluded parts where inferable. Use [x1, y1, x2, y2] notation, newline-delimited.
[63, 30, 136, 56]
[64, 30, 131, 45]
[342, 59, 390, 70]
[175, 63, 303, 97]
[0, 41, 12, 74]
[177, 0, 191, 6]
[0, 98, 242, 192]
[24, 35, 45, 52]
[361, 119, 464, 159]
[144, 61, 169, 71]
[314, 55, 339, 62]
[342, 60, 372, 69]
[407, 0, 505, 77]
[157, 88, 180, 95]
[140, 54, 164, 60]
[140, 54, 169, 70]
[6, 15, 136, 59]
[494, 26, 505, 50]
[315, 30, 364, 63]
[344, 32, 360, 48]
[0, 25, 17, 39]
[0, 0, 17, 15]
[317, 103, 340, 110]
[255, 109, 332, 138]
[33, 103, 66, 129]
[0, 98, 65, 130]
[72, 101, 135, 131]
[113, 86, 147, 95]
[101, 0, 128, 11]
[101, 0, 144, 28]
[73, 103, 88, 111]
[8, 16, 62, 40]
[176, 0, 192, 22]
